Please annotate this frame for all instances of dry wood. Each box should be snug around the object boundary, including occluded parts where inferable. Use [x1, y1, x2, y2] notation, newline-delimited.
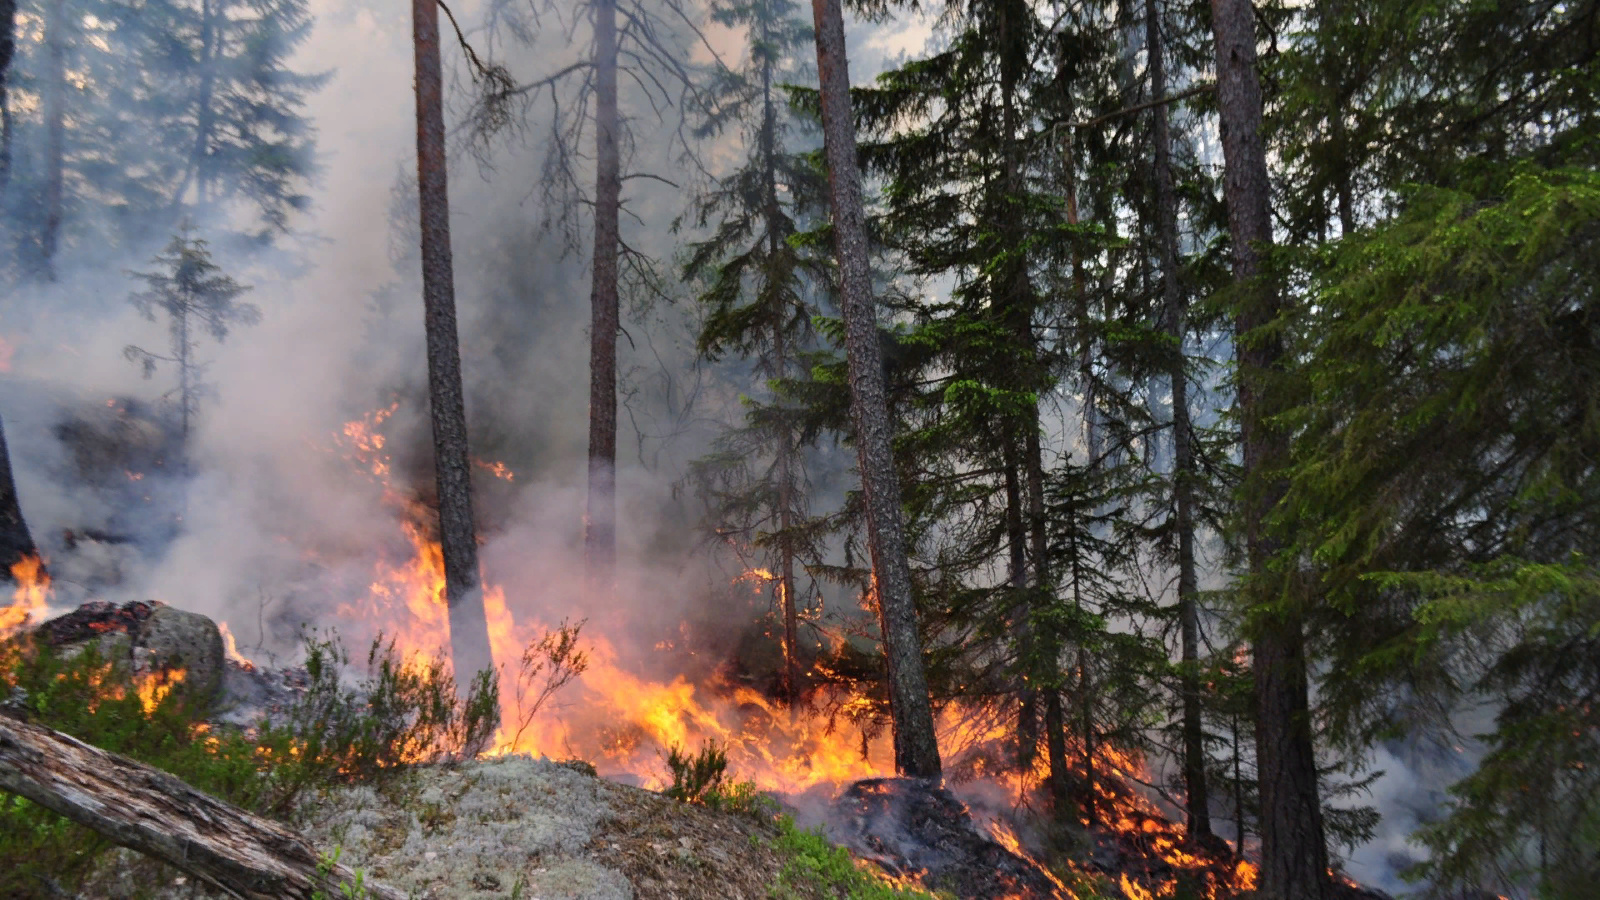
[0, 713, 403, 900]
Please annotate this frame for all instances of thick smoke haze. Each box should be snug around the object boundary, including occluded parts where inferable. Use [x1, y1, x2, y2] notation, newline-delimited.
[0, 0, 1458, 892]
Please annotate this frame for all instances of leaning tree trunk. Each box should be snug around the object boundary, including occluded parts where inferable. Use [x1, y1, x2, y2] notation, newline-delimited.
[583, 0, 621, 607]
[0, 0, 15, 199]
[413, 0, 494, 683]
[0, 713, 404, 900]
[0, 413, 37, 573]
[809, 0, 941, 779]
[41, 0, 66, 277]
[1208, 1, 1329, 896]
[1148, 0, 1212, 842]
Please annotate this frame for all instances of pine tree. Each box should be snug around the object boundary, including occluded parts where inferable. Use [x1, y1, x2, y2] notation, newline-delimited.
[124, 224, 258, 445]
[410, 0, 494, 684]
[809, 0, 941, 779]
[1207, 0, 1330, 895]
[131, 0, 326, 235]
[683, 0, 821, 707]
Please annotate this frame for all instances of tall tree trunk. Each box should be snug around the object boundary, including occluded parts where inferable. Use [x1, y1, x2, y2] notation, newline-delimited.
[761, 42, 801, 711]
[995, 0, 1039, 769]
[41, 0, 66, 277]
[413, 0, 493, 683]
[1208, 1, 1329, 896]
[809, 0, 941, 779]
[0, 414, 38, 573]
[0, 0, 15, 200]
[1147, 0, 1211, 841]
[584, 0, 621, 606]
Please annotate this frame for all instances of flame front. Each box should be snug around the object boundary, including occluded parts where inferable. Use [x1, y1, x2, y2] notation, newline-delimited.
[292, 407, 1264, 900]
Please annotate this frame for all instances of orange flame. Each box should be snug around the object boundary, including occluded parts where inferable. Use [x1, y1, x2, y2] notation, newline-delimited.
[289, 406, 1264, 899]
[1, 553, 51, 634]
[218, 622, 255, 670]
[136, 668, 186, 714]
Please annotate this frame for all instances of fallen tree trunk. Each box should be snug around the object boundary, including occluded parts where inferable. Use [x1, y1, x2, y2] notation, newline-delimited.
[0, 712, 403, 900]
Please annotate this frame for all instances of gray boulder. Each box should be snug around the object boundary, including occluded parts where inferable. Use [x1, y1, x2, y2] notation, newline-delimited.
[133, 605, 226, 708]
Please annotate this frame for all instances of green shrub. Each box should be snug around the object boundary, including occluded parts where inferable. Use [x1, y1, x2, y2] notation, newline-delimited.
[664, 739, 729, 804]
[763, 816, 941, 900]
[0, 628, 501, 895]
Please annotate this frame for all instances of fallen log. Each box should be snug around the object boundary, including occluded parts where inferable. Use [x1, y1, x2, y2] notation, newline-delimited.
[0, 711, 403, 900]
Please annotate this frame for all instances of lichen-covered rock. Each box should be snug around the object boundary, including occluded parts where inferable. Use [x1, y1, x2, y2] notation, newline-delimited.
[133, 605, 225, 708]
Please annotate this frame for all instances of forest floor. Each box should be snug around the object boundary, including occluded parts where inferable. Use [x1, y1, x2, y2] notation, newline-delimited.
[79, 755, 924, 900]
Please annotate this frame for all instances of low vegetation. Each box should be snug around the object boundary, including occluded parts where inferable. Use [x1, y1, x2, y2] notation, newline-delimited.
[0, 630, 496, 896]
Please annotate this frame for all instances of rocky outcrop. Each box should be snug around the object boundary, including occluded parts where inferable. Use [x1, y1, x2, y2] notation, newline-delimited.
[27, 600, 226, 711]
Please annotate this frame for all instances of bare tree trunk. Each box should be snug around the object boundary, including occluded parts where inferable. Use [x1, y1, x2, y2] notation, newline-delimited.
[0, 713, 404, 900]
[0, 0, 15, 200]
[809, 0, 941, 779]
[1147, 0, 1211, 842]
[0, 414, 37, 573]
[41, 0, 65, 277]
[583, 0, 621, 607]
[1208, 1, 1329, 896]
[413, 0, 493, 683]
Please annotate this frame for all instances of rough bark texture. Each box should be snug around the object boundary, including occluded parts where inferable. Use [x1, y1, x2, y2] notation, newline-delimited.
[583, 0, 621, 606]
[809, 0, 941, 779]
[0, 713, 403, 900]
[0, 413, 37, 572]
[413, 0, 494, 683]
[1148, 0, 1211, 842]
[42, 0, 65, 276]
[1208, 1, 1330, 896]
[0, 0, 15, 199]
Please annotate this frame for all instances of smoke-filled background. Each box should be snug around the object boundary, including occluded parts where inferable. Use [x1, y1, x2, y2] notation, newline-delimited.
[0, 0, 1502, 893]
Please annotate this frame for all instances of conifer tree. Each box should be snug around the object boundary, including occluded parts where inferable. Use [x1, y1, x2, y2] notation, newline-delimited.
[809, 0, 941, 778]
[124, 224, 258, 445]
[683, 0, 821, 707]
[1207, 0, 1330, 895]
[411, 0, 494, 684]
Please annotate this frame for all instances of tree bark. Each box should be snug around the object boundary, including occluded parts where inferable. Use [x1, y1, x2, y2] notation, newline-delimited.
[1207, 1, 1329, 896]
[0, 413, 37, 573]
[0, 713, 404, 900]
[583, 0, 621, 607]
[1147, 0, 1211, 841]
[413, 0, 493, 683]
[42, 0, 66, 277]
[0, 0, 15, 200]
[808, 0, 941, 779]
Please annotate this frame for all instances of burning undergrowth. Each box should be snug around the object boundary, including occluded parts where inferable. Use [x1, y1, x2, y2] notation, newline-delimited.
[0, 402, 1365, 900]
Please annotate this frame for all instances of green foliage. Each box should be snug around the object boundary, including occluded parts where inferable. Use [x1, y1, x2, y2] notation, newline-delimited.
[763, 816, 941, 900]
[123, 224, 259, 436]
[663, 740, 730, 804]
[0, 629, 501, 895]
[0, 0, 325, 275]
[311, 845, 371, 900]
